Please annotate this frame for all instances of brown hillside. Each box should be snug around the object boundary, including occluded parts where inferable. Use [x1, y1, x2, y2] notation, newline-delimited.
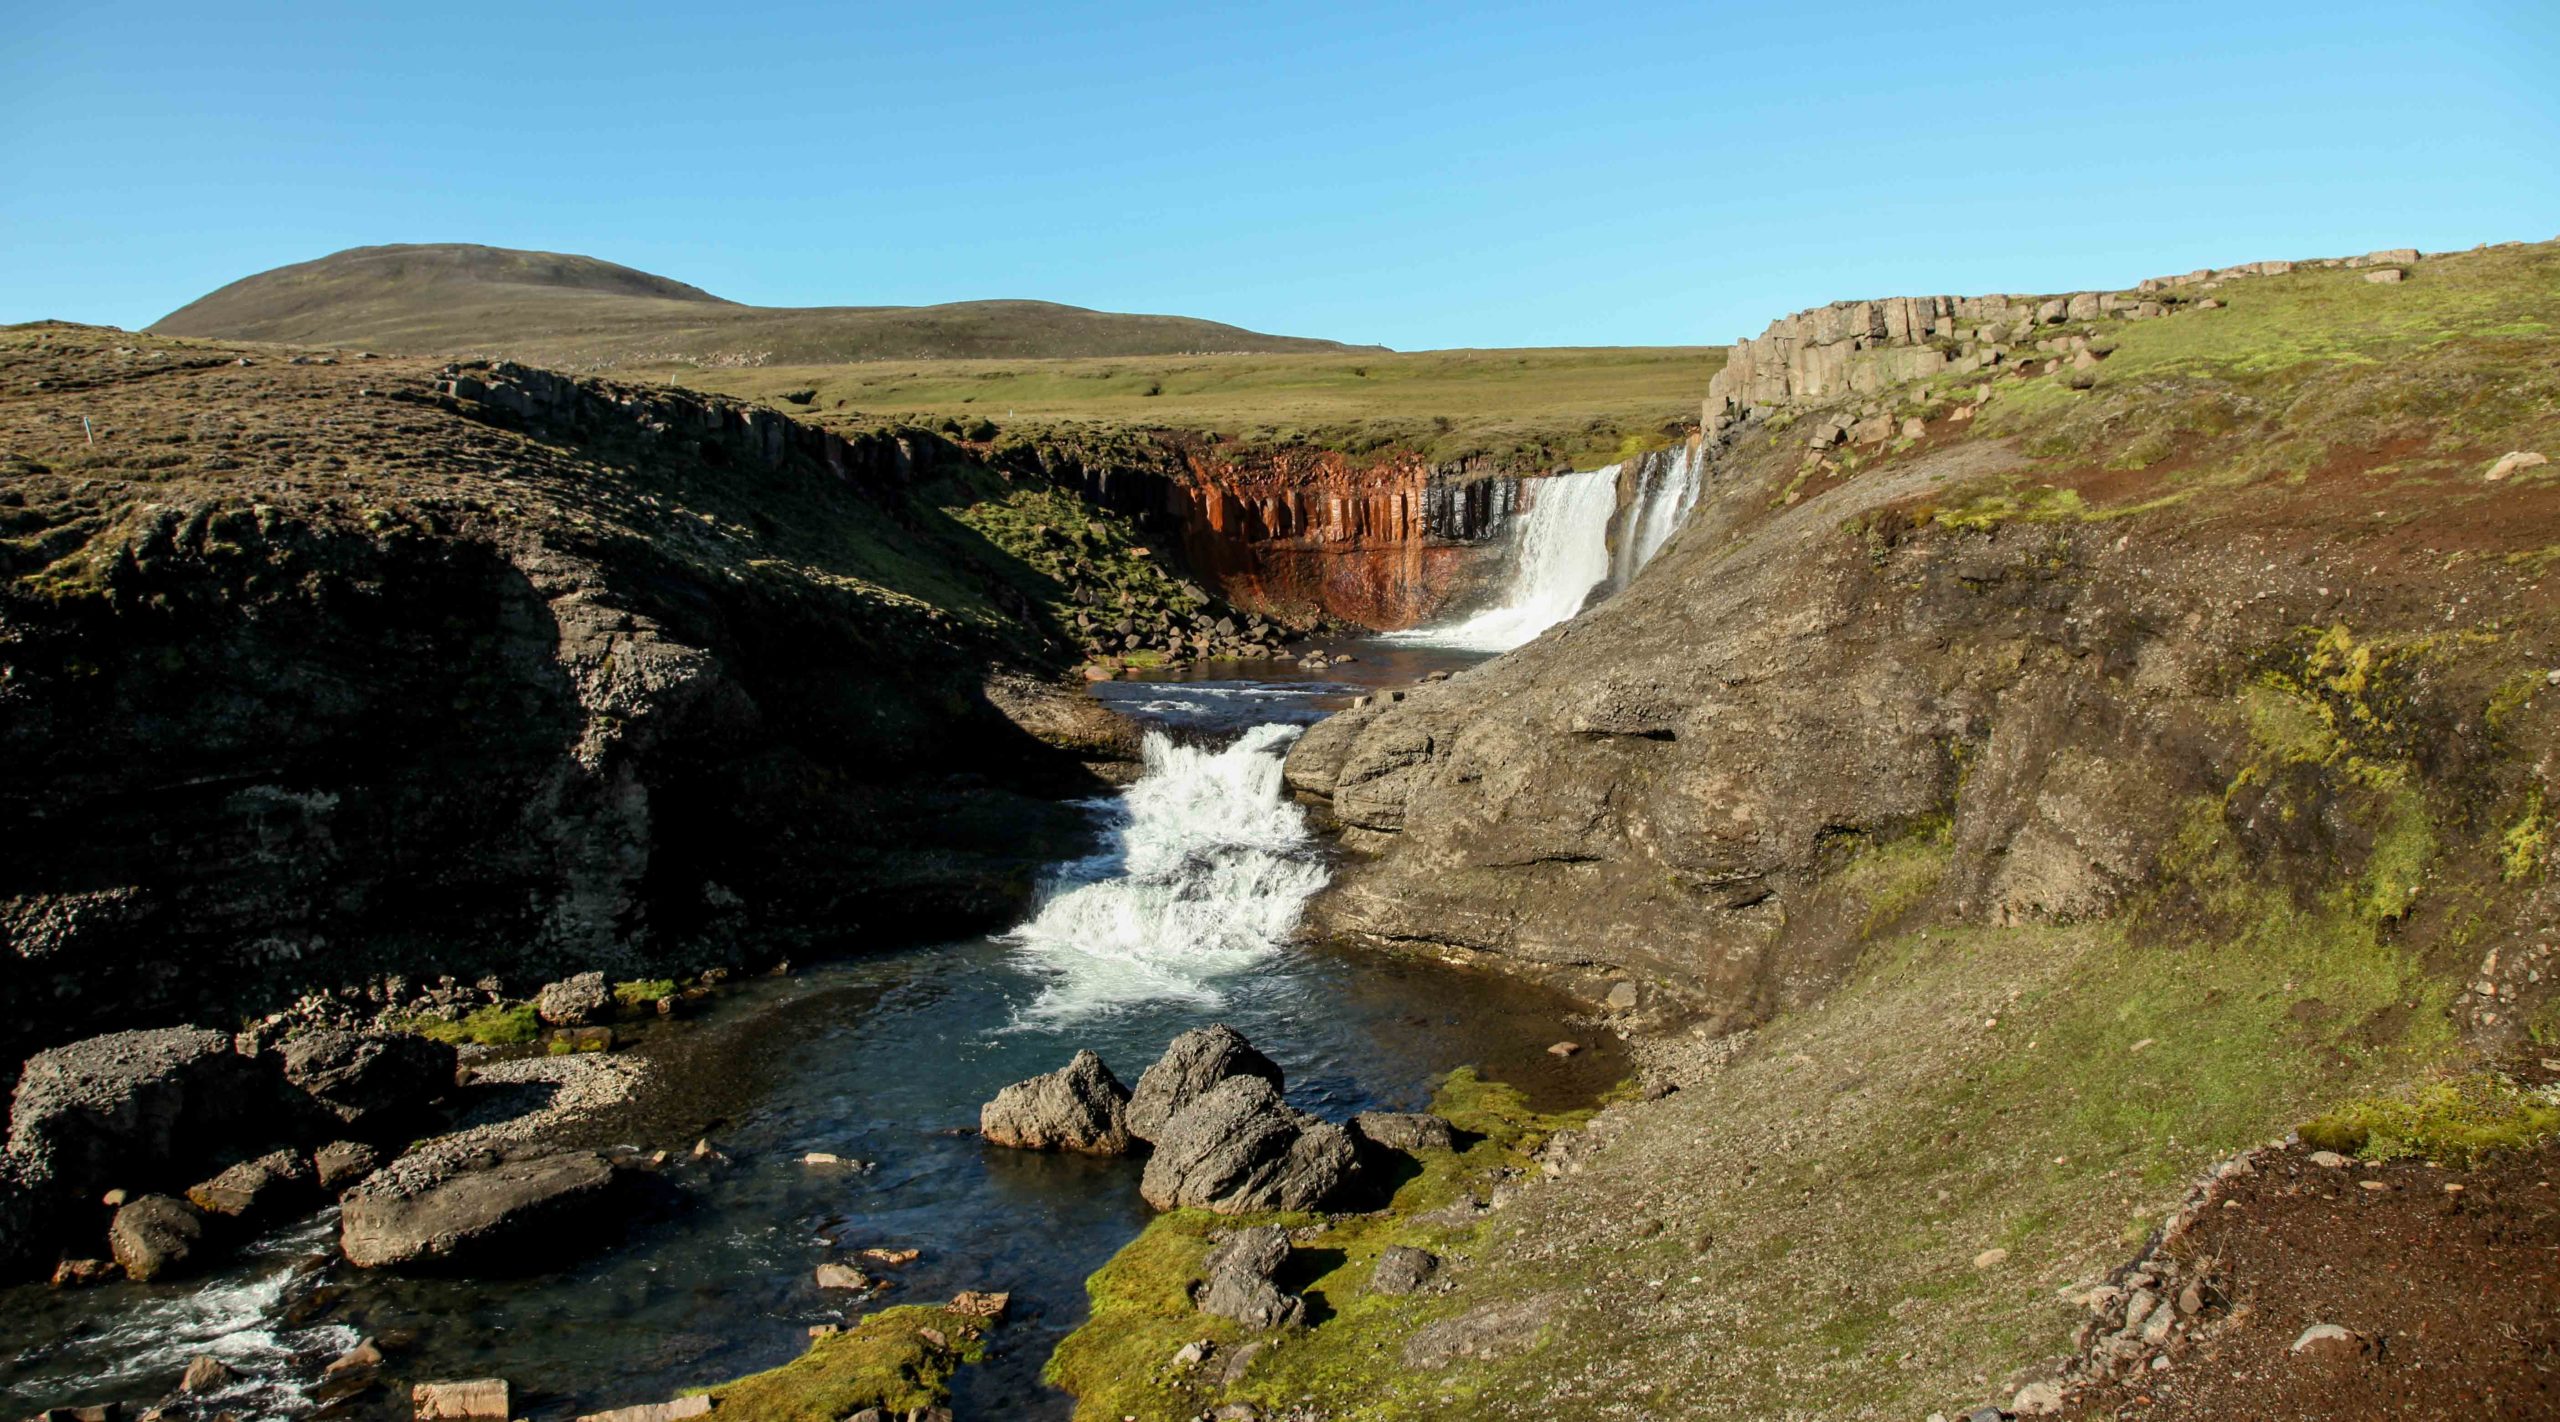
[149, 242, 1381, 368]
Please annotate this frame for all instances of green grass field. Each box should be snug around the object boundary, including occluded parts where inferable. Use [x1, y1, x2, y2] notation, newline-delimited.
[670, 344, 1728, 468]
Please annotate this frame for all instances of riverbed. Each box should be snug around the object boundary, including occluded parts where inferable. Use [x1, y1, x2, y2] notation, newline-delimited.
[0, 642, 1624, 1421]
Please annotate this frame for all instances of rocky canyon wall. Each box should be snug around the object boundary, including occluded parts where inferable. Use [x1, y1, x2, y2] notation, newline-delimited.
[1290, 241, 2557, 1048]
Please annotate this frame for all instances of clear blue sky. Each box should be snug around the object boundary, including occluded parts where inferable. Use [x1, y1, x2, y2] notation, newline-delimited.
[4, 1, 2553, 349]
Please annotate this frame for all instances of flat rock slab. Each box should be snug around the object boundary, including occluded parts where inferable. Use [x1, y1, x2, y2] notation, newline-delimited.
[414, 1379, 510, 1420]
[576, 1397, 710, 1422]
[341, 1149, 625, 1272]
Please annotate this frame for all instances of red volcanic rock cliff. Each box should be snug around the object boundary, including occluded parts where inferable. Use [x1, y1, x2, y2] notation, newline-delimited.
[995, 435, 1525, 630]
[1166, 448, 1518, 630]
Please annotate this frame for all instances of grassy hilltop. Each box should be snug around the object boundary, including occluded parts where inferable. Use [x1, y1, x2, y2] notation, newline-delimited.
[151, 243, 1382, 368]
[675, 343, 1727, 471]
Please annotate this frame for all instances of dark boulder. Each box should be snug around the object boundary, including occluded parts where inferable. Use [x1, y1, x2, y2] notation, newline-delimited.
[980, 1050, 1135, 1155]
[315, 1139, 383, 1192]
[535, 972, 611, 1027]
[1369, 1244, 1440, 1296]
[276, 1031, 458, 1133]
[108, 1193, 207, 1281]
[1127, 1025, 1283, 1143]
[0, 1150, 58, 1278]
[7, 1027, 316, 1197]
[1349, 1111, 1457, 1156]
[338, 1148, 632, 1272]
[1195, 1223, 1304, 1329]
[187, 1148, 318, 1227]
[1139, 1076, 1356, 1214]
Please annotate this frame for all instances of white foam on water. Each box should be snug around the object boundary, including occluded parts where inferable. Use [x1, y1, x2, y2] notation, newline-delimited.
[1384, 465, 1623, 652]
[1003, 724, 1326, 1021]
[11, 1216, 359, 1416]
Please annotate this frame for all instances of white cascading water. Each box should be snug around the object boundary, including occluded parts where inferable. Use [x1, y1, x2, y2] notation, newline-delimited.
[1004, 723, 1325, 1020]
[1385, 463, 1623, 652]
[1616, 443, 1701, 587]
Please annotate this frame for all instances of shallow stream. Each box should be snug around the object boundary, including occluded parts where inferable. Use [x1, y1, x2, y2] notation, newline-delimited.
[0, 644, 1624, 1421]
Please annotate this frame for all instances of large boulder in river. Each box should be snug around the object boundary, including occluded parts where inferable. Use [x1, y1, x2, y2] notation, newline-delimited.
[276, 1030, 458, 1134]
[980, 1050, 1134, 1155]
[1127, 1025, 1283, 1143]
[339, 1148, 632, 1272]
[7, 1027, 316, 1196]
[1139, 1076, 1357, 1214]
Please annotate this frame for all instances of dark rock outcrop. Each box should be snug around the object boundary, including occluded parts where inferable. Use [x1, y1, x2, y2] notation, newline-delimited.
[1349, 1111, 1457, 1156]
[315, 1139, 383, 1192]
[1195, 1224, 1304, 1329]
[534, 973, 612, 1027]
[275, 1030, 458, 1133]
[1127, 1025, 1284, 1144]
[1138, 1076, 1356, 1214]
[187, 1148, 319, 1227]
[0, 331, 1153, 1078]
[1369, 1244, 1440, 1296]
[979, 1050, 1134, 1155]
[339, 1148, 631, 1272]
[6, 1027, 314, 1198]
[108, 1193, 207, 1281]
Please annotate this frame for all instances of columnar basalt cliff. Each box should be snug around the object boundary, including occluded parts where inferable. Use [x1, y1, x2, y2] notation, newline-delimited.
[0, 329, 1158, 1073]
[1704, 245, 2430, 425]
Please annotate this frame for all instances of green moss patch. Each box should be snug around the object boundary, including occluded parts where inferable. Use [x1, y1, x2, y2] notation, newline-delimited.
[698, 1305, 987, 1420]
[2301, 1074, 2560, 1165]
[1046, 1069, 1597, 1421]
[613, 978, 678, 1010]
[396, 1002, 540, 1046]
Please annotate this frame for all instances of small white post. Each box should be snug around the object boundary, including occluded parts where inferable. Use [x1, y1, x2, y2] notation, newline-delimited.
[83, 415, 94, 446]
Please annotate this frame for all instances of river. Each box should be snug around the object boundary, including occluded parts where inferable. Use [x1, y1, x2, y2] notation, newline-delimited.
[0, 645, 1625, 1422]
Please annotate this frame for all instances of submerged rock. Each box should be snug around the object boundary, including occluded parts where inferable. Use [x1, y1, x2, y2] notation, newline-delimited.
[1139, 1076, 1355, 1213]
[1127, 1025, 1283, 1143]
[979, 1050, 1134, 1155]
[1195, 1223, 1304, 1329]
[339, 1149, 629, 1272]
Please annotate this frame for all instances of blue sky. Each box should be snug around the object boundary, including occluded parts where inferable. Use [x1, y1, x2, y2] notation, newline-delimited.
[3, 1, 2553, 349]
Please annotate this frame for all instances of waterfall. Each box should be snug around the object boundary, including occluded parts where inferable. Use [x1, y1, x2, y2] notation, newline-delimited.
[1616, 443, 1701, 587]
[1004, 724, 1326, 1021]
[1383, 464, 1623, 652]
